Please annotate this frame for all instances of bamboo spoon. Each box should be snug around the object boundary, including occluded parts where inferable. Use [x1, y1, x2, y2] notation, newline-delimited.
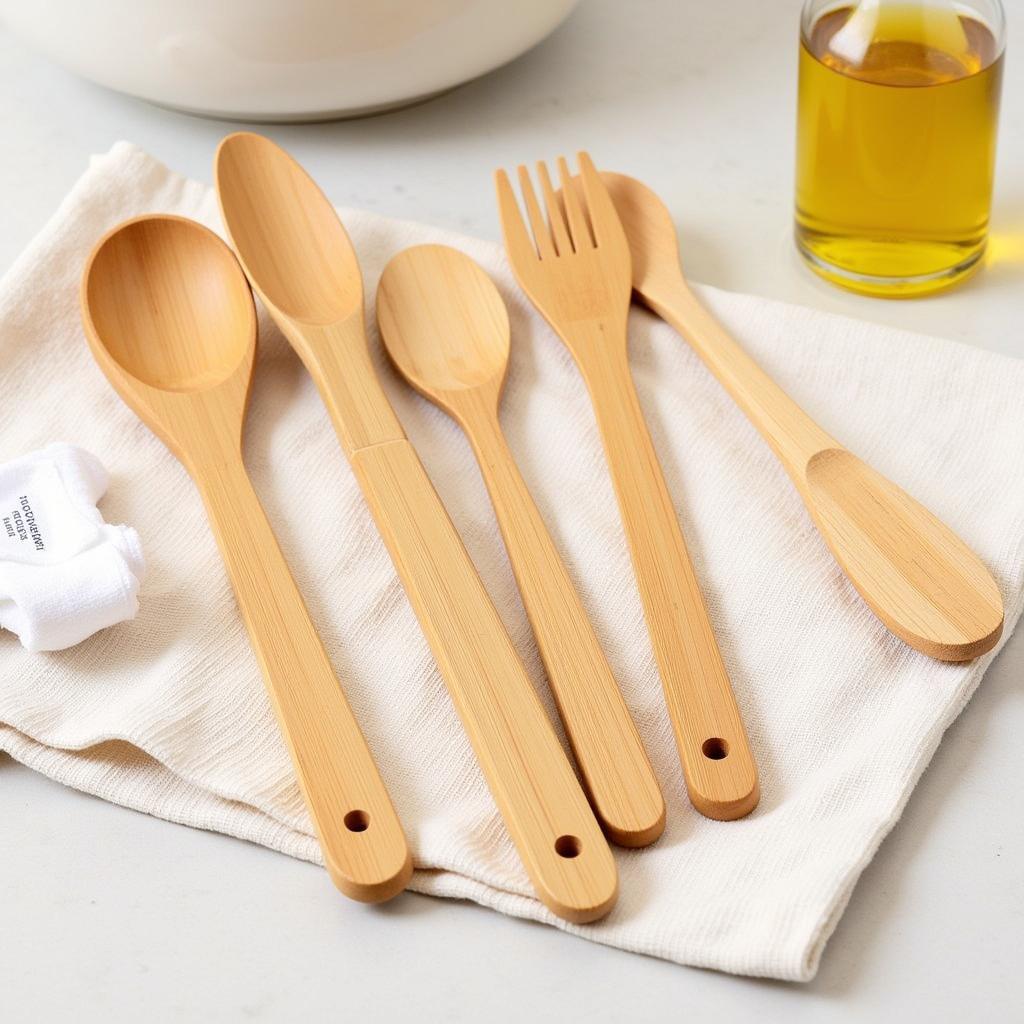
[377, 243, 666, 848]
[498, 155, 759, 821]
[80, 214, 411, 902]
[214, 133, 617, 923]
[598, 172, 1004, 662]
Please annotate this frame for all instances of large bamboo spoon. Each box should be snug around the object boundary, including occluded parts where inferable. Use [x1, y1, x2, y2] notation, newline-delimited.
[600, 172, 1004, 662]
[214, 134, 617, 923]
[377, 243, 665, 848]
[80, 214, 412, 902]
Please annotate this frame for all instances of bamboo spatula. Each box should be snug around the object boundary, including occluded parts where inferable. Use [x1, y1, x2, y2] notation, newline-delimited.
[497, 154, 759, 821]
[597, 171, 1004, 662]
[215, 133, 617, 923]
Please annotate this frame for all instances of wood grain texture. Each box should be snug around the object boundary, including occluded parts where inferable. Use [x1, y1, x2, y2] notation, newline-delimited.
[80, 214, 412, 903]
[351, 439, 618, 920]
[377, 243, 665, 847]
[601, 171, 1004, 662]
[497, 155, 759, 820]
[214, 134, 618, 922]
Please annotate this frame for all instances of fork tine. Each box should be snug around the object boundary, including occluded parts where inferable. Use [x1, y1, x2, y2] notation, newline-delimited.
[517, 165, 555, 260]
[576, 152, 623, 250]
[537, 162, 572, 257]
[495, 168, 539, 263]
[558, 156, 594, 252]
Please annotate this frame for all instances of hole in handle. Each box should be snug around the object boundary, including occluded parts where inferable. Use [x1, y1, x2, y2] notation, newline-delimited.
[555, 835, 581, 859]
[344, 809, 370, 833]
[702, 737, 729, 761]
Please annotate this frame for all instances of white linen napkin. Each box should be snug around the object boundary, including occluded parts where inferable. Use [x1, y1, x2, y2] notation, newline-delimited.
[1, 143, 1022, 982]
[0, 444, 143, 652]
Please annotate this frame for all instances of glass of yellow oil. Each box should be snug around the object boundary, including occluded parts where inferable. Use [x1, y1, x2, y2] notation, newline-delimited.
[795, 0, 1006, 297]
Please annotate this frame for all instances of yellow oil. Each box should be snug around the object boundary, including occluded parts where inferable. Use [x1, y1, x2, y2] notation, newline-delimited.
[795, 4, 1003, 296]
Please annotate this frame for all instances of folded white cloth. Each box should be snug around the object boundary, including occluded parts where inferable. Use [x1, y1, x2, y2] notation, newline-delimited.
[1, 143, 1022, 981]
[0, 444, 143, 652]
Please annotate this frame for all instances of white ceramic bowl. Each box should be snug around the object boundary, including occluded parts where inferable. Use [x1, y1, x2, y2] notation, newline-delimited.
[0, 0, 580, 121]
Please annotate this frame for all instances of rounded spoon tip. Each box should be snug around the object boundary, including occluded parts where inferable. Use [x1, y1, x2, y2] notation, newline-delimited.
[377, 243, 511, 407]
[81, 213, 255, 395]
[214, 132, 363, 326]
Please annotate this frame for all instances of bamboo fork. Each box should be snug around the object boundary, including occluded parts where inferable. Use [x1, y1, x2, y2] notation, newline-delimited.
[495, 154, 759, 821]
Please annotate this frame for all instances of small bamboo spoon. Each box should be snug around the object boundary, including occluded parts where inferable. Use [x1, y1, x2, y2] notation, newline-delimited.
[215, 134, 617, 923]
[80, 214, 412, 902]
[599, 172, 1004, 662]
[377, 244, 666, 848]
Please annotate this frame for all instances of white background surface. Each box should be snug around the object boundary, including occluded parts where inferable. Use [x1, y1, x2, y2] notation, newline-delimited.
[1, 1, 1022, 1020]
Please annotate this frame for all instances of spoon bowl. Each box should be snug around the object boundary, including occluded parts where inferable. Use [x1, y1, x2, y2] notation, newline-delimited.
[596, 173, 684, 303]
[215, 132, 362, 325]
[83, 215, 254, 394]
[378, 244, 511, 410]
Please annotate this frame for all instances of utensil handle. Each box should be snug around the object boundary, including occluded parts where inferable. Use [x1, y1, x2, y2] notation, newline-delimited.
[459, 402, 664, 847]
[192, 449, 412, 902]
[644, 279, 837, 473]
[571, 322, 759, 820]
[348, 437, 618, 922]
[649, 280, 1005, 664]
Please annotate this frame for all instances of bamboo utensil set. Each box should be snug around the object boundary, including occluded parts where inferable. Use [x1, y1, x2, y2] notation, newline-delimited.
[79, 135, 1004, 922]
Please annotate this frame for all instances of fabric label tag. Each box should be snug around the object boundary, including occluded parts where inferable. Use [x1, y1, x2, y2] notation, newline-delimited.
[0, 462, 101, 566]
[1, 492, 48, 552]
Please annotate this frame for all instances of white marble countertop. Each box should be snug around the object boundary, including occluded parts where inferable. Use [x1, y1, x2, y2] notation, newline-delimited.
[2, 2, 1022, 1020]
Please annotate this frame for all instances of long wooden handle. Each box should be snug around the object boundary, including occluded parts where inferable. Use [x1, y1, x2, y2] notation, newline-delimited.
[640, 278, 837, 474]
[348, 437, 618, 922]
[571, 323, 759, 820]
[646, 280, 1005, 664]
[191, 447, 412, 902]
[458, 401, 664, 847]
